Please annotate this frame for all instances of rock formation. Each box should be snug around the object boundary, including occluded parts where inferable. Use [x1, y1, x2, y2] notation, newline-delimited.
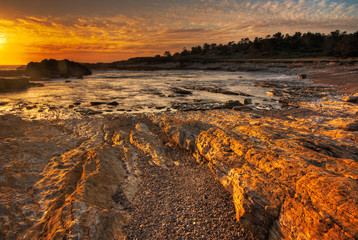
[149, 102, 358, 240]
[0, 95, 357, 239]
[25, 59, 92, 79]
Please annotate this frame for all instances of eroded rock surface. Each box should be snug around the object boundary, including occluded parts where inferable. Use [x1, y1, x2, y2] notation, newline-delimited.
[1, 94, 357, 239]
[0, 115, 138, 239]
[0, 113, 255, 239]
[149, 100, 358, 240]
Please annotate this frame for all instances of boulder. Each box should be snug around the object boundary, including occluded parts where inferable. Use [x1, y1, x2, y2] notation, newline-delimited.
[25, 59, 91, 79]
[224, 100, 244, 108]
[243, 98, 252, 105]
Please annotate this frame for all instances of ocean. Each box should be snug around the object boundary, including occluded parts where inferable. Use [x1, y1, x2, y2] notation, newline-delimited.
[0, 65, 23, 70]
[0, 69, 293, 119]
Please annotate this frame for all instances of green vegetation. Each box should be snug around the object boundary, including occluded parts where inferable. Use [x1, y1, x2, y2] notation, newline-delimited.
[160, 30, 358, 59]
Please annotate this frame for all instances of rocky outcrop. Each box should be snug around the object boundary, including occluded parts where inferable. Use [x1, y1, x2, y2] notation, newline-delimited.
[26, 59, 92, 79]
[1, 97, 357, 239]
[0, 115, 137, 239]
[150, 104, 358, 240]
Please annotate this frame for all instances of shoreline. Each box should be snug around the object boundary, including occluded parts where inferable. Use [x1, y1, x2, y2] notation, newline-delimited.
[0, 63, 357, 239]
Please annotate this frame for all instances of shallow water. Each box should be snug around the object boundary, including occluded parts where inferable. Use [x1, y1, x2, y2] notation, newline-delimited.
[0, 69, 294, 119]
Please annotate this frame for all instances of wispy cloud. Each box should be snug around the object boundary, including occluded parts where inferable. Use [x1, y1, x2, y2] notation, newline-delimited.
[0, 0, 357, 64]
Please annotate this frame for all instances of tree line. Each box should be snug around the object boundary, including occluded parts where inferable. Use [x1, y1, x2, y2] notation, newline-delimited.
[158, 30, 358, 59]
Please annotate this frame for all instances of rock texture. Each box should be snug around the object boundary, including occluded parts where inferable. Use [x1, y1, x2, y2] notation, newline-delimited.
[0, 113, 255, 239]
[26, 59, 92, 79]
[0, 115, 134, 239]
[1, 95, 357, 239]
[149, 100, 358, 240]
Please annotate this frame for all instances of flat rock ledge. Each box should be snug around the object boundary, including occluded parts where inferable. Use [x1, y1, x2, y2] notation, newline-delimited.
[0, 98, 357, 239]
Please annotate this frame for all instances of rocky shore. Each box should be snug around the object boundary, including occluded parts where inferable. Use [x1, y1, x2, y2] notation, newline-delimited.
[0, 64, 357, 239]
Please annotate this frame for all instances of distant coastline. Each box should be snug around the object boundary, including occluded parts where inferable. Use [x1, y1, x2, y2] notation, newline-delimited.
[83, 57, 358, 72]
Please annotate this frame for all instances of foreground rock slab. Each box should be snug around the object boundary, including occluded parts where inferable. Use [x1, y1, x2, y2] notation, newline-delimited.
[0, 97, 357, 239]
[0, 114, 255, 239]
[149, 101, 358, 240]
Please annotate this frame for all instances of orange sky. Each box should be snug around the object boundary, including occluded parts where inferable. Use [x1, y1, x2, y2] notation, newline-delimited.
[0, 0, 357, 65]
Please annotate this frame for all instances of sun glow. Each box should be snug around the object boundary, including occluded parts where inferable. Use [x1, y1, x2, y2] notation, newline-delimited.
[0, 34, 6, 49]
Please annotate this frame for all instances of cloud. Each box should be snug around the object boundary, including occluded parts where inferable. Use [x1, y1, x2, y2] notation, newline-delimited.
[0, 0, 357, 64]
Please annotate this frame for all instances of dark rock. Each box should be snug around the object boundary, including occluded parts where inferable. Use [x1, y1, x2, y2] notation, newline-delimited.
[25, 59, 91, 79]
[298, 74, 307, 79]
[232, 106, 252, 111]
[172, 88, 193, 95]
[344, 121, 358, 131]
[75, 109, 103, 115]
[342, 95, 358, 103]
[0, 102, 8, 106]
[90, 102, 106, 106]
[0, 78, 30, 92]
[26, 105, 37, 110]
[73, 102, 81, 106]
[189, 86, 251, 96]
[107, 101, 119, 106]
[65, 80, 72, 83]
[68, 105, 74, 109]
[243, 98, 252, 105]
[224, 100, 244, 108]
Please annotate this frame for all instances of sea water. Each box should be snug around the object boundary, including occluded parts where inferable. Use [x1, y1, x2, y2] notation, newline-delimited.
[0, 69, 293, 119]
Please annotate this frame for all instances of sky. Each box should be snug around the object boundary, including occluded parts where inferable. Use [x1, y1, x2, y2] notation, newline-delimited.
[0, 0, 357, 64]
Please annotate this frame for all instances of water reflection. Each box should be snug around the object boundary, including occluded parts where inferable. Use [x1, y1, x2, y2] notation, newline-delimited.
[0, 70, 292, 119]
